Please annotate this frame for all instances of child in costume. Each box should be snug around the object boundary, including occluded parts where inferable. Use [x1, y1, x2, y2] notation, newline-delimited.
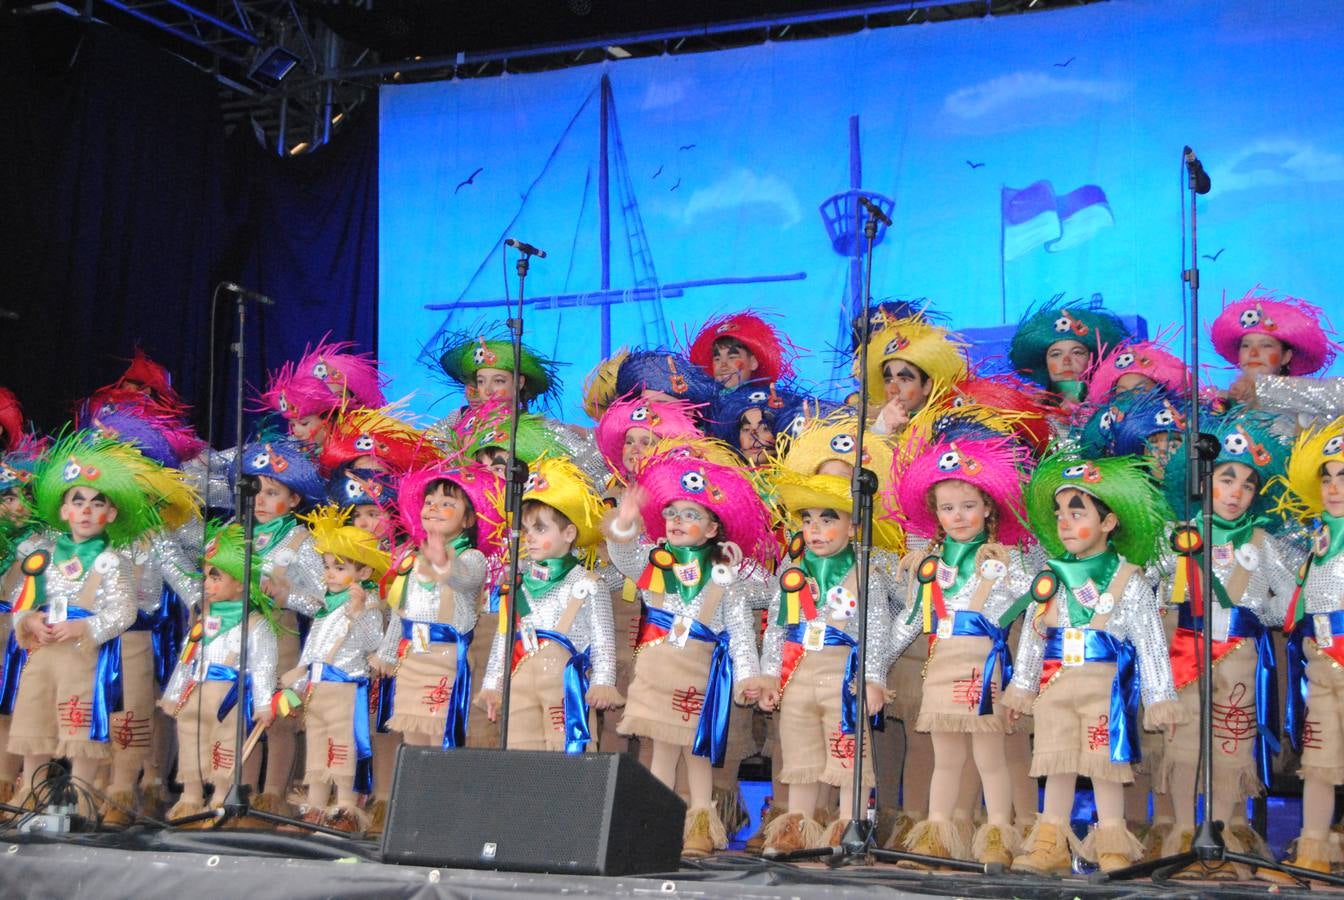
[1212, 288, 1339, 438]
[1273, 416, 1344, 875]
[478, 456, 622, 750]
[1008, 301, 1130, 407]
[279, 506, 388, 833]
[708, 385, 798, 467]
[259, 363, 346, 450]
[687, 312, 797, 391]
[293, 338, 388, 411]
[375, 463, 504, 748]
[234, 438, 328, 814]
[7, 433, 165, 817]
[1086, 339, 1191, 402]
[318, 407, 440, 478]
[604, 446, 774, 856]
[884, 434, 1034, 866]
[596, 393, 705, 488]
[436, 331, 607, 484]
[160, 523, 279, 821]
[0, 443, 42, 805]
[614, 350, 720, 412]
[856, 314, 968, 436]
[1002, 451, 1183, 874]
[754, 461, 898, 854]
[1156, 408, 1301, 875]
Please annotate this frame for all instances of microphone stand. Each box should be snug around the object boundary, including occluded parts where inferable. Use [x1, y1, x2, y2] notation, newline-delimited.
[496, 246, 538, 749]
[1096, 150, 1338, 886]
[769, 208, 983, 872]
[170, 291, 344, 838]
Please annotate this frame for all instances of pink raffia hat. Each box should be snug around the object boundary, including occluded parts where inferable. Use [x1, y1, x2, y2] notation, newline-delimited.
[890, 433, 1032, 546]
[395, 462, 507, 558]
[259, 361, 343, 420]
[295, 337, 388, 410]
[1087, 338, 1191, 400]
[1210, 287, 1337, 376]
[594, 392, 704, 477]
[633, 445, 776, 567]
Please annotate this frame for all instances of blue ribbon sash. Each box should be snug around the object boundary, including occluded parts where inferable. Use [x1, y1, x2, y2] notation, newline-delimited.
[206, 662, 255, 737]
[1286, 609, 1344, 752]
[397, 619, 474, 750]
[0, 624, 27, 717]
[642, 603, 733, 767]
[514, 629, 593, 754]
[1041, 627, 1140, 764]
[947, 610, 1014, 716]
[64, 606, 123, 742]
[312, 664, 374, 794]
[1176, 605, 1280, 785]
[783, 622, 888, 735]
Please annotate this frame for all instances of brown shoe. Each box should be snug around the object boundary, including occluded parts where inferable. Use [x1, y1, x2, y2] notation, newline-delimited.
[682, 807, 727, 859]
[167, 798, 211, 828]
[761, 812, 824, 856]
[1141, 818, 1172, 862]
[973, 823, 1017, 867]
[365, 798, 388, 837]
[323, 806, 367, 835]
[100, 790, 139, 828]
[140, 784, 167, 821]
[881, 810, 917, 850]
[1011, 819, 1072, 876]
[897, 819, 958, 870]
[744, 804, 784, 855]
[277, 804, 326, 833]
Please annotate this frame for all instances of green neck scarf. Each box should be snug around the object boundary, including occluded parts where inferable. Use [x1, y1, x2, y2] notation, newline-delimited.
[314, 581, 375, 619]
[53, 533, 108, 578]
[664, 542, 716, 605]
[939, 532, 987, 596]
[519, 554, 579, 616]
[204, 598, 245, 645]
[253, 514, 298, 555]
[1046, 547, 1120, 626]
[1196, 511, 1260, 549]
[1053, 379, 1085, 402]
[801, 546, 855, 612]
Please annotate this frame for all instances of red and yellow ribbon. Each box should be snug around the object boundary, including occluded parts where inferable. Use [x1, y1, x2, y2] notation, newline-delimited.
[914, 555, 946, 633]
[636, 546, 676, 594]
[1169, 525, 1205, 615]
[13, 550, 49, 613]
[381, 552, 416, 612]
[776, 567, 817, 625]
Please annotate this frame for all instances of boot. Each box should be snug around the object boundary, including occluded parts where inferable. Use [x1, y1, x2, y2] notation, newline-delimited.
[324, 805, 369, 835]
[760, 812, 824, 856]
[897, 818, 961, 870]
[1084, 819, 1143, 874]
[712, 785, 749, 837]
[365, 798, 389, 837]
[1259, 833, 1334, 884]
[277, 804, 326, 833]
[682, 806, 728, 858]
[140, 783, 167, 821]
[822, 817, 847, 848]
[1011, 817, 1073, 876]
[972, 822, 1018, 867]
[100, 790, 140, 828]
[1141, 816, 1173, 862]
[882, 809, 918, 850]
[744, 804, 785, 855]
[166, 798, 209, 828]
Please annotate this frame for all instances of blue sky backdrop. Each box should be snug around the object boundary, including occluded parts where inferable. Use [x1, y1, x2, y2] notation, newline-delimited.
[380, 0, 1344, 422]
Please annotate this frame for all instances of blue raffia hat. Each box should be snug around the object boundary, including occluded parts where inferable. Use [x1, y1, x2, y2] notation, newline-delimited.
[327, 462, 397, 509]
[1162, 405, 1290, 523]
[707, 382, 800, 446]
[237, 437, 327, 508]
[1106, 388, 1186, 457]
[614, 350, 719, 408]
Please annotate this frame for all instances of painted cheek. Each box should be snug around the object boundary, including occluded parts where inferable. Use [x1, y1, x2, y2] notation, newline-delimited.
[1266, 351, 1280, 366]
[96, 513, 108, 525]
[1076, 527, 1092, 541]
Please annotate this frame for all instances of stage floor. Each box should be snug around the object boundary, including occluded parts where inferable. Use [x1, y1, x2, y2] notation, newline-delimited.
[1, 830, 1333, 900]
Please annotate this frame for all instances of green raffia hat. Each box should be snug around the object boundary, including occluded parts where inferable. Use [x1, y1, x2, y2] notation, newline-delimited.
[1162, 405, 1291, 525]
[200, 521, 273, 610]
[1026, 449, 1171, 564]
[1008, 300, 1131, 390]
[32, 431, 167, 547]
[437, 330, 561, 407]
[454, 399, 568, 464]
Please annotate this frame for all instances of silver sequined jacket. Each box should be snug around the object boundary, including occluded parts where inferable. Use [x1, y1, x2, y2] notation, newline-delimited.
[1154, 525, 1304, 626]
[888, 545, 1032, 664]
[760, 549, 900, 684]
[605, 535, 761, 683]
[290, 603, 385, 689]
[480, 564, 618, 690]
[1008, 555, 1178, 707]
[161, 617, 279, 719]
[376, 549, 488, 663]
[10, 530, 136, 646]
[1299, 547, 1344, 617]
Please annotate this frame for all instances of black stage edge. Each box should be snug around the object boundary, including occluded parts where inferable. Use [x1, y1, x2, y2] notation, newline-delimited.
[0, 834, 1320, 899]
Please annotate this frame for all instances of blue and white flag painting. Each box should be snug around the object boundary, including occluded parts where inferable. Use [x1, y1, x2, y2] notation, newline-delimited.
[1001, 181, 1114, 260]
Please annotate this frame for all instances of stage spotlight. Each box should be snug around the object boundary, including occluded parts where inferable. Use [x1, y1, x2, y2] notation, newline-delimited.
[249, 47, 301, 86]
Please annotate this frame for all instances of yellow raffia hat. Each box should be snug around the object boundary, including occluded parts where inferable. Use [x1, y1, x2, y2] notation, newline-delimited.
[522, 455, 607, 550]
[582, 346, 630, 422]
[300, 505, 392, 576]
[853, 315, 969, 408]
[1274, 415, 1344, 521]
[771, 411, 904, 553]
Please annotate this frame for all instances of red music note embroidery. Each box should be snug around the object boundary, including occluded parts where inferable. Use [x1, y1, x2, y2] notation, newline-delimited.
[547, 705, 566, 730]
[1087, 714, 1110, 751]
[59, 695, 90, 735]
[952, 667, 985, 711]
[112, 711, 151, 749]
[828, 727, 856, 769]
[423, 676, 451, 714]
[671, 686, 703, 722]
[1212, 682, 1255, 755]
[326, 738, 349, 768]
[211, 741, 235, 772]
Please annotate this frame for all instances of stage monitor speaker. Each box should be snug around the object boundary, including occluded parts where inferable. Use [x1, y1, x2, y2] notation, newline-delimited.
[380, 747, 686, 876]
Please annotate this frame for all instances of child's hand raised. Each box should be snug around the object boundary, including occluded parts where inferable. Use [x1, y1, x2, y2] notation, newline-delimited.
[613, 484, 648, 535]
[346, 582, 367, 614]
[476, 688, 503, 722]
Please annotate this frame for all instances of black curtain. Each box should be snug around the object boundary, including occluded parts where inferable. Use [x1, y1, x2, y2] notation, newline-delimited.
[0, 16, 377, 442]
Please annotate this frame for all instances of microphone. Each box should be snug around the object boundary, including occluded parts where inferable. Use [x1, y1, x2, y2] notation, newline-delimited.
[504, 238, 547, 259]
[219, 282, 274, 305]
[857, 195, 891, 227]
[1183, 146, 1212, 195]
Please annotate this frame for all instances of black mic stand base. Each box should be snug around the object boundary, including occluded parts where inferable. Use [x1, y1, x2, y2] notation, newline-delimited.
[166, 781, 353, 838]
